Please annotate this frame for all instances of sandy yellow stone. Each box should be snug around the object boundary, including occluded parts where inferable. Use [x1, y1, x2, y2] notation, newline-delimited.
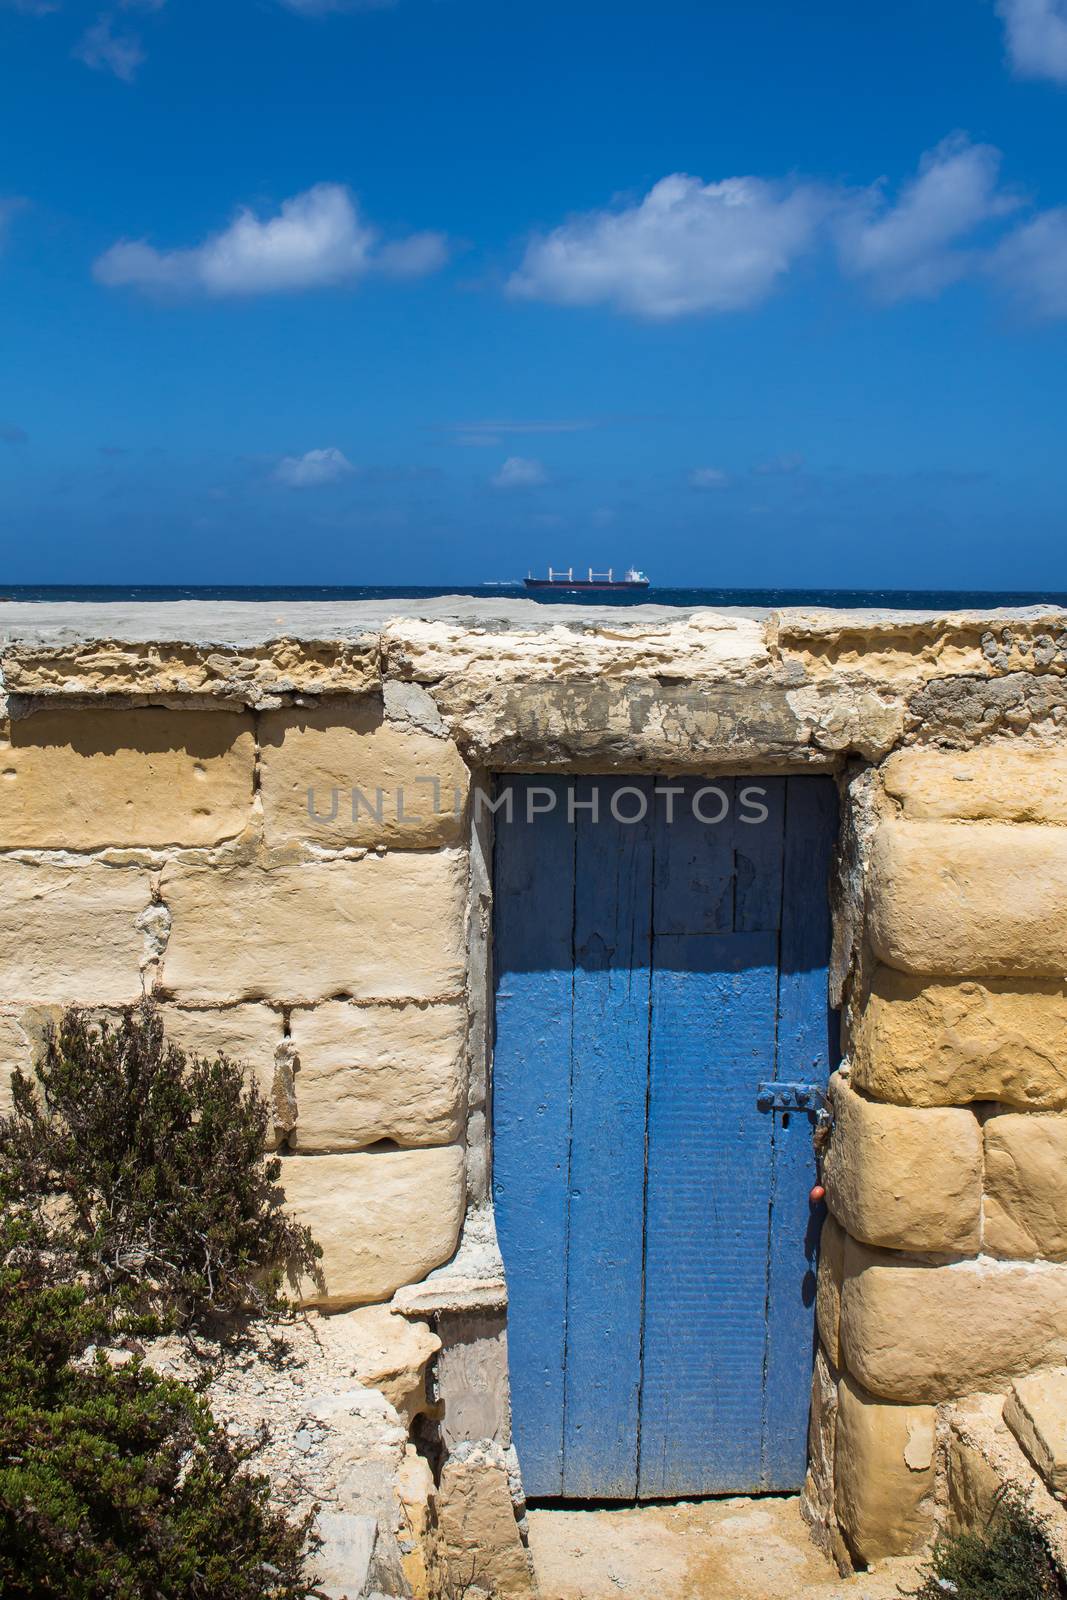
[287, 1000, 466, 1152]
[805, 1344, 839, 1526]
[259, 703, 469, 850]
[0, 860, 151, 1007]
[327, 1305, 441, 1427]
[867, 820, 1067, 977]
[945, 1393, 1067, 1568]
[1, 637, 380, 702]
[852, 968, 1067, 1109]
[839, 1235, 1067, 1402]
[834, 1374, 935, 1565]
[823, 1074, 981, 1252]
[882, 745, 1067, 824]
[438, 1444, 538, 1600]
[279, 1146, 465, 1310]
[816, 1213, 845, 1369]
[0, 1012, 31, 1116]
[945, 1396, 1012, 1541]
[1004, 1369, 1067, 1495]
[160, 853, 467, 1006]
[157, 1004, 286, 1147]
[984, 1113, 1067, 1261]
[0, 708, 254, 849]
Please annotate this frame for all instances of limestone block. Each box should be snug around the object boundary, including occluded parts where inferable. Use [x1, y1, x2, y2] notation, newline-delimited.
[852, 968, 1067, 1109]
[4, 1002, 290, 1141]
[817, 1213, 845, 1368]
[327, 1305, 442, 1427]
[396, 1444, 447, 1600]
[0, 860, 151, 1006]
[157, 1004, 285, 1147]
[839, 1236, 1067, 1401]
[1, 637, 380, 704]
[312, 1513, 378, 1600]
[985, 1113, 1067, 1261]
[160, 853, 467, 1006]
[834, 1374, 935, 1565]
[1004, 1370, 1067, 1495]
[438, 1443, 537, 1600]
[0, 1012, 31, 1116]
[259, 703, 469, 850]
[823, 1075, 981, 1252]
[0, 708, 254, 849]
[945, 1396, 1011, 1540]
[287, 1000, 466, 1153]
[882, 745, 1067, 824]
[945, 1391, 1067, 1571]
[433, 1310, 510, 1451]
[279, 1146, 465, 1310]
[805, 1344, 839, 1527]
[867, 821, 1067, 978]
[385, 611, 768, 685]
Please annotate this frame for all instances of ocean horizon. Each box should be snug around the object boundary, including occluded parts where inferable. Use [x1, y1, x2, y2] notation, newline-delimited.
[1, 584, 1065, 610]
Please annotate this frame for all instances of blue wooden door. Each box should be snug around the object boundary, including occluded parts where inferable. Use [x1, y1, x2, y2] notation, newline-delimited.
[492, 775, 837, 1501]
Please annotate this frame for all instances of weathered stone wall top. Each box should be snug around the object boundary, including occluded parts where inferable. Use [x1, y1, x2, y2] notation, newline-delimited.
[4, 599, 1066, 767]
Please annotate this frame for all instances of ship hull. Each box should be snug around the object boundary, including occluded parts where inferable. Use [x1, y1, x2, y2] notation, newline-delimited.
[524, 579, 650, 592]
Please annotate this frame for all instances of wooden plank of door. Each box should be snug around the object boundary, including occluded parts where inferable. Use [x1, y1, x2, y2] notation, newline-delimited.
[492, 775, 575, 1498]
[761, 776, 839, 1488]
[639, 781, 782, 1497]
[563, 777, 654, 1499]
[651, 777, 736, 935]
[733, 778, 785, 934]
[641, 932, 780, 1496]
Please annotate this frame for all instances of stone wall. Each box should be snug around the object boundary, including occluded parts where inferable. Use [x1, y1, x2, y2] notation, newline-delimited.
[0, 694, 471, 1312]
[4, 596, 1067, 1591]
[811, 740, 1067, 1570]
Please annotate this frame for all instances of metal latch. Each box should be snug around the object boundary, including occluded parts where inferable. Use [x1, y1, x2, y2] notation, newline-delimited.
[758, 1084, 835, 1175]
[756, 1081, 826, 1112]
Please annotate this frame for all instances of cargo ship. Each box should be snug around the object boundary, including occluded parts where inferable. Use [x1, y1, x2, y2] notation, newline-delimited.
[524, 566, 650, 593]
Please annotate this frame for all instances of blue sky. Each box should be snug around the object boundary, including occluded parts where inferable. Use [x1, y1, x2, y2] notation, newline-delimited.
[2, 0, 1067, 588]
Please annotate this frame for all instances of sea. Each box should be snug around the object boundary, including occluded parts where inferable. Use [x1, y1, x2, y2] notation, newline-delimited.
[0, 584, 1065, 610]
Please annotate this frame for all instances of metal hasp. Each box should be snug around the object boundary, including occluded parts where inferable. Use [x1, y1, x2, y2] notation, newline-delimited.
[756, 1081, 827, 1113]
[757, 1082, 833, 1136]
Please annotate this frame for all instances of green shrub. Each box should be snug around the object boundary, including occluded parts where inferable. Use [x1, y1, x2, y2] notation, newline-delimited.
[906, 1490, 1067, 1600]
[0, 1006, 328, 1596]
[0, 1211, 320, 1600]
[0, 1003, 320, 1328]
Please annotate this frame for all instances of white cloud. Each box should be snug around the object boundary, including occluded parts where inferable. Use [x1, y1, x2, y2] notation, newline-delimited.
[508, 173, 827, 319]
[491, 456, 547, 489]
[996, 0, 1067, 83]
[274, 447, 355, 488]
[74, 15, 146, 82]
[989, 207, 1067, 317]
[835, 135, 1020, 301]
[689, 467, 729, 489]
[93, 183, 448, 297]
[1, 0, 60, 13]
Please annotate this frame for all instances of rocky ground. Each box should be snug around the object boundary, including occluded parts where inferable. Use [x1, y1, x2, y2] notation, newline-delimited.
[144, 1307, 444, 1599]
[526, 1497, 921, 1600]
